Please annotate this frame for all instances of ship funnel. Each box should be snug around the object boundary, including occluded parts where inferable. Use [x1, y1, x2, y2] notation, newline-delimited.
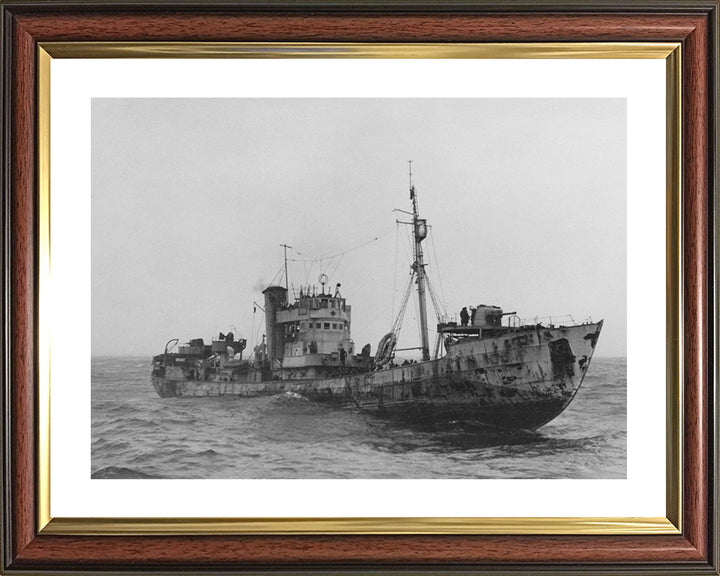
[262, 286, 287, 369]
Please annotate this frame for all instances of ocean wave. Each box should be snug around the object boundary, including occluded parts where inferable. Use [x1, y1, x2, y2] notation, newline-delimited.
[91, 466, 162, 479]
[91, 356, 628, 479]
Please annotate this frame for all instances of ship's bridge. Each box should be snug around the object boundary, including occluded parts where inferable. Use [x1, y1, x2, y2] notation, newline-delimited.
[275, 288, 354, 358]
[263, 282, 368, 378]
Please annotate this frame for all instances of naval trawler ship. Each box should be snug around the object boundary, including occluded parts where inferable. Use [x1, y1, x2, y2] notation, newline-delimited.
[151, 169, 603, 430]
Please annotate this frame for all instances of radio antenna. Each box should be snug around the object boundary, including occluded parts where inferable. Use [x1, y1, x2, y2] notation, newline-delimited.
[408, 160, 414, 198]
[280, 243, 292, 290]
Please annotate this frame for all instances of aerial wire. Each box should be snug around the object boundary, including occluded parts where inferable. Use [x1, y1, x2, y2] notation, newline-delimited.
[328, 253, 345, 281]
[287, 228, 394, 264]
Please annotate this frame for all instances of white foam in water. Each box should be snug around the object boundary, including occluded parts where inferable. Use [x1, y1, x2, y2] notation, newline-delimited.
[92, 356, 626, 480]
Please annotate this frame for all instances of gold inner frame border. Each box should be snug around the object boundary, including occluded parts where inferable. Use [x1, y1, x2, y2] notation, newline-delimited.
[36, 41, 682, 536]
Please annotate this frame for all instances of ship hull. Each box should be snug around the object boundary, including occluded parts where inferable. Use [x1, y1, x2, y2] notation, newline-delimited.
[152, 322, 602, 430]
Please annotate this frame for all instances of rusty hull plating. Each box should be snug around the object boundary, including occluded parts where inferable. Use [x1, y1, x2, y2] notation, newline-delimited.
[152, 316, 603, 431]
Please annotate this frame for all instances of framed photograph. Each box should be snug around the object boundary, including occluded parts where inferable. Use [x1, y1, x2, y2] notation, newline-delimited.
[1, 1, 717, 574]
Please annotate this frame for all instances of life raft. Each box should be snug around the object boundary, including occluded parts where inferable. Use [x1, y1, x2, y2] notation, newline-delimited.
[374, 332, 397, 367]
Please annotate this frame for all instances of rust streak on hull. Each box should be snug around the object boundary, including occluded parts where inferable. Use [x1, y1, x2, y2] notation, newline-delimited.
[152, 321, 602, 431]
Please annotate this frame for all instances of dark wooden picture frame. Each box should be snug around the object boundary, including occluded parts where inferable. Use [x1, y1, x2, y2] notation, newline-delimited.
[1, 1, 718, 573]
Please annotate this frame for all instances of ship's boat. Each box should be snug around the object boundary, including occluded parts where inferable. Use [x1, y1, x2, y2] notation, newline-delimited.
[151, 169, 603, 431]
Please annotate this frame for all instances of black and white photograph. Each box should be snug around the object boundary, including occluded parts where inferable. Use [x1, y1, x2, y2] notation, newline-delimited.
[91, 97, 626, 480]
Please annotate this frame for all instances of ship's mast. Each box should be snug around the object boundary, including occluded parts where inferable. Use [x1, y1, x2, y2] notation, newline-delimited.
[280, 243, 292, 291]
[409, 162, 430, 361]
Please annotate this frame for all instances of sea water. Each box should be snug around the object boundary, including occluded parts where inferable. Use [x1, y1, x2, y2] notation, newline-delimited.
[91, 357, 626, 479]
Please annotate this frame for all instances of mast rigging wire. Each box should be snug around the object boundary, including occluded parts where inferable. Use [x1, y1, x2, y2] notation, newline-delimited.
[390, 221, 401, 324]
[425, 275, 446, 323]
[390, 271, 415, 336]
[428, 228, 448, 315]
[287, 229, 394, 264]
[266, 263, 286, 289]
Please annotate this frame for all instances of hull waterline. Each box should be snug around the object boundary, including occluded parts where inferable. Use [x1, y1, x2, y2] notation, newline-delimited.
[152, 321, 602, 430]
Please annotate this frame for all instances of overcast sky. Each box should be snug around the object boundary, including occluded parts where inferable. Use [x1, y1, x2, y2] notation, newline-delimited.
[92, 98, 626, 358]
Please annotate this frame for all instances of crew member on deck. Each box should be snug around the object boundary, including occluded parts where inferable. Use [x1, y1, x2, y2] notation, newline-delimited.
[460, 307, 470, 326]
